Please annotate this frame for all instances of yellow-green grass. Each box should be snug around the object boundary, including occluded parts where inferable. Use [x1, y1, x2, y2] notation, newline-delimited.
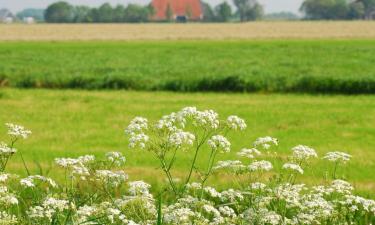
[2, 22, 375, 41]
[0, 89, 374, 196]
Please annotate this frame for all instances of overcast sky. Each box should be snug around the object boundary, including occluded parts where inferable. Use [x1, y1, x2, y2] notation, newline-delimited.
[1, 0, 303, 14]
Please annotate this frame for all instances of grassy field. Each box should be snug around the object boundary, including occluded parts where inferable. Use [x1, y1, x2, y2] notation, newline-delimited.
[1, 40, 375, 94]
[0, 89, 374, 195]
[2, 22, 375, 41]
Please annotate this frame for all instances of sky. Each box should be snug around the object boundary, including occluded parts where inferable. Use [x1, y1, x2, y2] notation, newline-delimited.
[0, 0, 303, 14]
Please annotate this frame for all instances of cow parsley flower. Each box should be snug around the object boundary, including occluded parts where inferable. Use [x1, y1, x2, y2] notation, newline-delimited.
[292, 145, 318, 160]
[0, 142, 16, 155]
[95, 170, 128, 187]
[323, 151, 352, 163]
[128, 181, 151, 196]
[125, 117, 148, 135]
[237, 148, 261, 159]
[282, 163, 304, 174]
[253, 136, 278, 150]
[213, 160, 245, 171]
[168, 130, 195, 148]
[208, 135, 231, 153]
[106, 151, 126, 166]
[20, 175, 58, 188]
[331, 179, 353, 194]
[261, 211, 282, 225]
[250, 182, 267, 190]
[128, 133, 149, 149]
[28, 197, 70, 222]
[194, 110, 219, 129]
[226, 115, 247, 131]
[5, 123, 31, 139]
[249, 160, 273, 172]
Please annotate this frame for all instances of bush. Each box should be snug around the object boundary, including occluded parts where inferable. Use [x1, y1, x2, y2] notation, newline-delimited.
[1, 108, 374, 224]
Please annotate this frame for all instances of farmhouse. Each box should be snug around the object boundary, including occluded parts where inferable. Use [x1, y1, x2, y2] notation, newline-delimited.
[151, 0, 203, 22]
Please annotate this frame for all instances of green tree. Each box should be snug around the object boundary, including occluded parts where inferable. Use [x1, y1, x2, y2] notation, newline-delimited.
[113, 5, 126, 22]
[360, 0, 375, 19]
[97, 3, 114, 23]
[233, 0, 264, 21]
[348, 1, 365, 19]
[215, 1, 232, 22]
[201, 2, 215, 22]
[72, 6, 91, 22]
[300, 0, 352, 20]
[44, 1, 74, 23]
[123, 4, 149, 23]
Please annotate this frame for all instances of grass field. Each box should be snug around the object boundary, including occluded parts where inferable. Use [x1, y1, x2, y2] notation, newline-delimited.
[2, 22, 375, 41]
[0, 89, 374, 195]
[1, 40, 375, 94]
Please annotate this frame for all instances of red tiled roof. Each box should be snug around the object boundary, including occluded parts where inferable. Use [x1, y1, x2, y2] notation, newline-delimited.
[152, 0, 203, 20]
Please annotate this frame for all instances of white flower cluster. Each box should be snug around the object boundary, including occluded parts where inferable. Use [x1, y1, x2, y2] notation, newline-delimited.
[208, 135, 231, 153]
[28, 197, 70, 222]
[0, 186, 18, 206]
[0, 211, 18, 224]
[226, 115, 247, 131]
[323, 151, 352, 163]
[168, 130, 195, 148]
[248, 160, 273, 172]
[0, 142, 16, 155]
[55, 155, 94, 180]
[95, 170, 128, 187]
[20, 175, 58, 188]
[128, 181, 152, 197]
[292, 145, 318, 161]
[237, 148, 261, 159]
[283, 163, 304, 174]
[5, 123, 31, 139]
[126, 117, 149, 149]
[213, 160, 245, 171]
[253, 136, 278, 150]
[106, 151, 126, 166]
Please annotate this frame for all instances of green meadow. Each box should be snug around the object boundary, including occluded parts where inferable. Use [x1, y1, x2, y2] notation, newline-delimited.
[0, 89, 374, 196]
[1, 40, 375, 94]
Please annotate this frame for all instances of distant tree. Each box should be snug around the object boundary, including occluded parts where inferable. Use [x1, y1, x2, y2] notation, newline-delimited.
[201, 2, 216, 22]
[112, 5, 125, 22]
[123, 4, 149, 23]
[72, 6, 91, 22]
[0, 8, 13, 21]
[215, 1, 232, 22]
[300, 0, 351, 20]
[44, 1, 74, 23]
[233, 0, 264, 21]
[166, 3, 174, 21]
[97, 3, 114, 23]
[264, 11, 299, 20]
[16, 8, 45, 21]
[359, 0, 375, 19]
[348, 1, 365, 19]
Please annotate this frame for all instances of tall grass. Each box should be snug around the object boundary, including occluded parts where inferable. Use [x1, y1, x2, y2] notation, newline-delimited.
[1, 40, 375, 94]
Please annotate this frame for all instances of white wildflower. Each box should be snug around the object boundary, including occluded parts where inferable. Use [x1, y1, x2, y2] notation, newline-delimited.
[208, 135, 231, 153]
[331, 179, 353, 194]
[213, 160, 245, 171]
[0, 211, 18, 224]
[128, 133, 149, 149]
[5, 123, 31, 139]
[125, 117, 148, 135]
[283, 163, 304, 174]
[20, 175, 58, 188]
[250, 182, 267, 190]
[106, 151, 126, 166]
[248, 160, 273, 172]
[95, 170, 128, 187]
[0, 142, 16, 155]
[169, 130, 195, 148]
[323, 151, 352, 163]
[292, 145, 318, 160]
[194, 109, 219, 129]
[128, 181, 151, 196]
[226, 115, 247, 131]
[237, 148, 261, 159]
[253, 136, 278, 149]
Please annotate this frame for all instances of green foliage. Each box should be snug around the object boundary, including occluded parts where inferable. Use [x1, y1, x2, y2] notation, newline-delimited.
[215, 2, 232, 22]
[44, 1, 74, 23]
[123, 4, 150, 23]
[233, 0, 264, 21]
[300, 0, 368, 20]
[265, 11, 300, 20]
[1, 40, 375, 94]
